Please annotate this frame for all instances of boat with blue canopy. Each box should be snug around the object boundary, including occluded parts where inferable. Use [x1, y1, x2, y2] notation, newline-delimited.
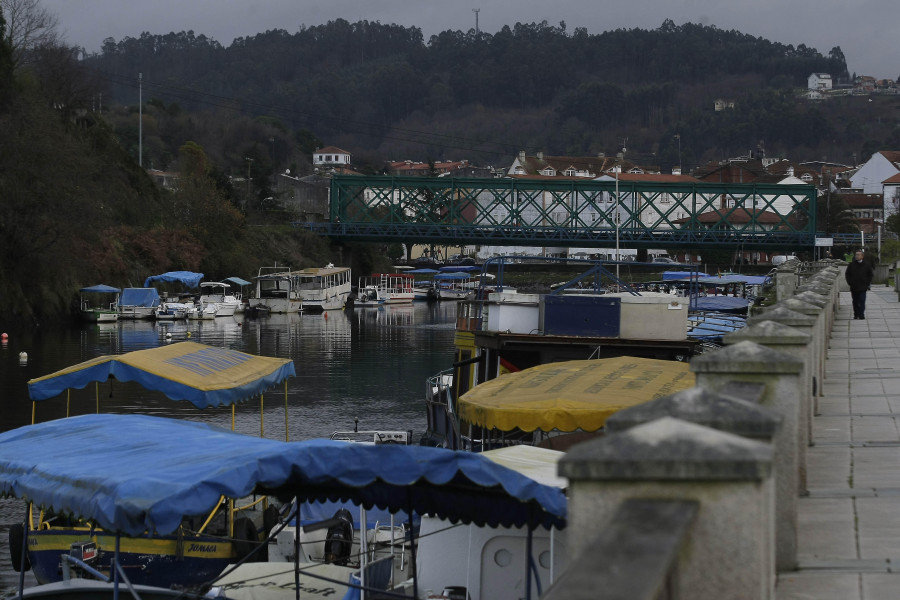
[0, 413, 566, 600]
[116, 287, 161, 320]
[79, 285, 120, 323]
[12, 344, 296, 590]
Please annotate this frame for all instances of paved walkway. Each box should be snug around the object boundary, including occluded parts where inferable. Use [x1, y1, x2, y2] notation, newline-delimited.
[777, 287, 900, 599]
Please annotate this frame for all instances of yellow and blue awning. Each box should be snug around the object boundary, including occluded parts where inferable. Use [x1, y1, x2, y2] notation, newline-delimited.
[27, 342, 295, 408]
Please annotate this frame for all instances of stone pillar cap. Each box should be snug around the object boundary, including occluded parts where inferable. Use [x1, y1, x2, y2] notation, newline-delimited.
[690, 340, 803, 374]
[793, 291, 827, 308]
[723, 319, 812, 345]
[747, 306, 815, 327]
[605, 387, 782, 439]
[779, 297, 822, 315]
[560, 417, 773, 482]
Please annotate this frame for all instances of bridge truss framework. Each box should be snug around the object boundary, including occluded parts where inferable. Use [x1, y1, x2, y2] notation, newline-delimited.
[295, 175, 824, 250]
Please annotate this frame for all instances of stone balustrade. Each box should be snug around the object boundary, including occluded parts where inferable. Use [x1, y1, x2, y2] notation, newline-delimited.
[543, 260, 838, 600]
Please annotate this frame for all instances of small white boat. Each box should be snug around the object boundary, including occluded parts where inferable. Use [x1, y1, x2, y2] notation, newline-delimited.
[79, 285, 120, 322]
[154, 302, 193, 320]
[373, 273, 415, 304]
[354, 284, 386, 307]
[198, 282, 240, 316]
[188, 300, 219, 320]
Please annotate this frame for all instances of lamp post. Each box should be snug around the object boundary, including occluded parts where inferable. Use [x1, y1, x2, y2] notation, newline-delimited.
[674, 133, 681, 172]
[244, 157, 254, 197]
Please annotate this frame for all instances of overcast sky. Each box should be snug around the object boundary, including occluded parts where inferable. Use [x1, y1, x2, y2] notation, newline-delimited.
[42, 0, 896, 79]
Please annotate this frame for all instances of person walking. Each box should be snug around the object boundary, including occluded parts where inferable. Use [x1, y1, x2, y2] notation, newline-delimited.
[845, 250, 875, 320]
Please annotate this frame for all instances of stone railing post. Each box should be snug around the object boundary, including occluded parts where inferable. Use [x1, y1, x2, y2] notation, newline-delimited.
[691, 340, 803, 571]
[723, 320, 813, 492]
[775, 263, 800, 302]
[559, 417, 774, 600]
[779, 296, 827, 402]
[747, 306, 818, 434]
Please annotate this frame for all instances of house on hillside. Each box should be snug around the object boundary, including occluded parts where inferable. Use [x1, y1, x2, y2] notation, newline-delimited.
[808, 73, 832, 91]
[841, 192, 884, 234]
[506, 151, 658, 179]
[276, 172, 329, 221]
[147, 169, 180, 191]
[714, 99, 735, 111]
[883, 173, 900, 221]
[313, 146, 351, 168]
[693, 157, 814, 217]
[387, 159, 494, 178]
[850, 151, 900, 194]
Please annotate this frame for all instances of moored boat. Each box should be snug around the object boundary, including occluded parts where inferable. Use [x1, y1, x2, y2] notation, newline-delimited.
[296, 265, 352, 312]
[199, 281, 241, 316]
[1, 412, 566, 600]
[12, 343, 297, 590]
[353, 283, 386, 307]
[117, 287, 160, 320]
[79, 285, 120, 322]
[373, 273, 415, 304]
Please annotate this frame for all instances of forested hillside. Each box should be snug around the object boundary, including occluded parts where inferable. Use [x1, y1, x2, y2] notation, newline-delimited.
[84, 18, 873, 173]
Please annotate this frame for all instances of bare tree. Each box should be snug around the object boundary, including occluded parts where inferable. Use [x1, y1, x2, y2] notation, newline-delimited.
[0, 0, 59, 69]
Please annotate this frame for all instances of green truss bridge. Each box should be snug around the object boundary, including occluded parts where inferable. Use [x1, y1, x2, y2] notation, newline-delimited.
[294, 175, 823, 250]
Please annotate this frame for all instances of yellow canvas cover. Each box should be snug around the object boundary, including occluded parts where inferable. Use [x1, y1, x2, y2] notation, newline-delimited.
[458, 357, 694, 432]
[27, 342, 296, 408]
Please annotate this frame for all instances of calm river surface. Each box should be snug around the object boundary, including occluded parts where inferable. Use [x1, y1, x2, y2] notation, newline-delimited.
[0, 302, 458, 595]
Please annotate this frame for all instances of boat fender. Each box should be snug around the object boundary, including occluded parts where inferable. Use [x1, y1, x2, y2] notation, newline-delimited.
[8, 523, 30, 572]
[323, 508, 354, 566]
[232, 517, 261, 563]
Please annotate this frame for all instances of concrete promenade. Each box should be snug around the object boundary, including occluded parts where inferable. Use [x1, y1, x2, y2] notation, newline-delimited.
[777, 287, 900, 599]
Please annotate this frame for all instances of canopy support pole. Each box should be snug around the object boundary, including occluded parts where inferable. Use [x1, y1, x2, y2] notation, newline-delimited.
[30, 401, 35, 425]
[17, 507, 28, 600]
[232, 404, 235, 431]
[95, 382, 99, 413]
[407, 490, 418, 600]
[284, 381, 289, 441]
[294, 502, 301, 600]
[112, 534, 121, 600]
[260, 393, 264, 438]
[66, 390, 70, 418]
[525, 525, 533, 600]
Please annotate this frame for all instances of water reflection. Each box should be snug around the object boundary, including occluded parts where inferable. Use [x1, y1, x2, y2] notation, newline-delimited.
[0, 302, 459, 594]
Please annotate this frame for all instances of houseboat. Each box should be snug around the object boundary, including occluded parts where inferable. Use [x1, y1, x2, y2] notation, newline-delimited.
[254, 265, 352, 313]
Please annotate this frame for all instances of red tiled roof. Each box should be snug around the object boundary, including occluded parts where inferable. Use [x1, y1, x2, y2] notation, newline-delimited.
[599, 172, 701, 183]
[673, 208, 783, 225]
[883, 172, 900, 184]
[315, 146, 351, 155]
[842, 193, 883, 208]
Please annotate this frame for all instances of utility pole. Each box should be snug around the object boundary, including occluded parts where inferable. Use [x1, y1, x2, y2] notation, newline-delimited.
[138, 73, 142, 167]
[674, 134, 681, 172]
[473, 8, 480, 34]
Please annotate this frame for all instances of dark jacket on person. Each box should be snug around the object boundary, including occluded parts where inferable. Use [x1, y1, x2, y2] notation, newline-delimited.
[845, 259, 874, 293]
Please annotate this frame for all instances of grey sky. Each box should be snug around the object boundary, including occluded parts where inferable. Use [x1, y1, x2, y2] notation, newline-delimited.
[42, 0, 896, 79]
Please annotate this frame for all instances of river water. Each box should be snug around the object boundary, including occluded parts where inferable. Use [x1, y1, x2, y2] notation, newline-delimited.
[0, 302, 458, 595]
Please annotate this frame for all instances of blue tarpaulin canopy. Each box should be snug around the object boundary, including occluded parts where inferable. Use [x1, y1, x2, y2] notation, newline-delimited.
[433, 272, 470, 280]
[27, 342, 296, 408]
[143, 271, 204, 288]
[438, 265, 480, 272]
[118, 287, 160, 308]
[0, 413, 566, 535]
[405, 268, 439, 274]
[224, 276, 252, 287]
[79, 284, 120, 294]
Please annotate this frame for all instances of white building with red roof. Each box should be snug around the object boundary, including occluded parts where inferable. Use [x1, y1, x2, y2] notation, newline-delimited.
[313, 146, 352, 167]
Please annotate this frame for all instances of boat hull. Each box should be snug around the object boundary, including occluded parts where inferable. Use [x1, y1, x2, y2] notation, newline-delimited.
[27, 527, 233, 588]
[81, 310, 118, 323]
